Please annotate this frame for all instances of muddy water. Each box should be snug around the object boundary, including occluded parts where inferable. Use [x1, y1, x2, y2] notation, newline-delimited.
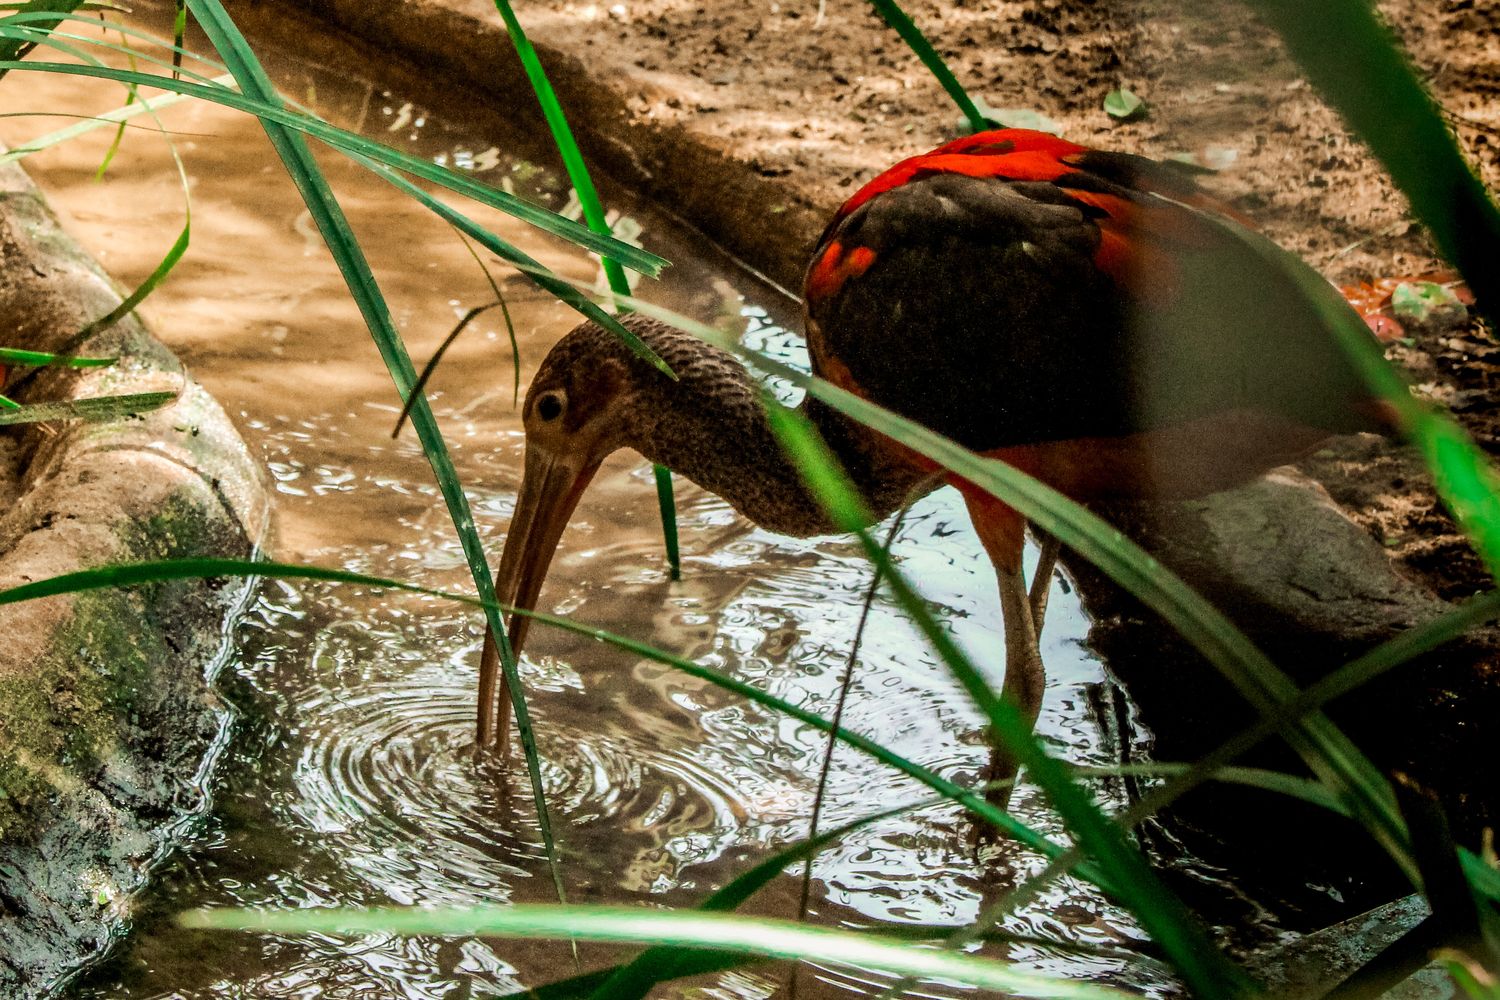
[1, 10, 1269, 998]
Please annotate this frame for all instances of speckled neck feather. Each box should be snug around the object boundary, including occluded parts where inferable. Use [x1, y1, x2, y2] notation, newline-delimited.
[541, 317, 931, 537]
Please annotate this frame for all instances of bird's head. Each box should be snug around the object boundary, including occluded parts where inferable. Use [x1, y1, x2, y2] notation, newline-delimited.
[479, 313, 851, 747]
[491, 318, 666, 664]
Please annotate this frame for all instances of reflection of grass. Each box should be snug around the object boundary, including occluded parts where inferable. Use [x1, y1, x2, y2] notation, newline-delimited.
[1, 0, 1498, 996]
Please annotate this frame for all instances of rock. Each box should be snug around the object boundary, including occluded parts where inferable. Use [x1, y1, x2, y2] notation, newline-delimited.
[0, 159, 268, 994]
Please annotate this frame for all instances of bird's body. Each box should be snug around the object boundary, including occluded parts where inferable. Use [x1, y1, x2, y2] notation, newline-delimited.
[479, 129, 1390, 811]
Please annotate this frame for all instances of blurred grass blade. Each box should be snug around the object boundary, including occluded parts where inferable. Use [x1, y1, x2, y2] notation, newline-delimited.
[0, 60, 668, 275]
[762, 399, 1254, 999]
[864, 0, 985, 132]
[490, 0, 682, 579]
[180, 904, 1131, 999]
[1213, 217, 1500, 581]
[1083, 763, 1343, 814]
[180, 0, 568, 908]
[0, 347, 115, 367]
[171, 0, 184, 78]
[0, 0, 84, 79]
[0, 389, 174, 424]
[0, 69, 235, 166]
[1249, 0, 1500, 322]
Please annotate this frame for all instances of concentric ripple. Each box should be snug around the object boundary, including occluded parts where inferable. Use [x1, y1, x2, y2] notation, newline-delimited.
[281, 618, 778, 908]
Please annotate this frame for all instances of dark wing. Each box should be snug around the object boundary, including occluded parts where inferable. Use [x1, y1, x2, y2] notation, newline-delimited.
[804, 129, 1383, 454]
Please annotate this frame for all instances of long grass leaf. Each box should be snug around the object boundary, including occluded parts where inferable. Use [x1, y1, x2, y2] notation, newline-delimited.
[0, 0, 84, 79]
[179, 904, 1132, 999]
[0, 389, 175, 423]
[0, 10, 224, 79]
[0, 61, 668, 274]
[489, 0, 682, 578]
[863, 0, 985, 132]
[0, 556, 1082, 883]
[762, 399, 1254, 998]
[179, 0, 569, 908]
[0, 69, 234, 165]
[0, 347, 115, 367]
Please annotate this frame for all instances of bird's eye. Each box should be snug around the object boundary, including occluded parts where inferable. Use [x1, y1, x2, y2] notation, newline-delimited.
[536, 392, 565, 422]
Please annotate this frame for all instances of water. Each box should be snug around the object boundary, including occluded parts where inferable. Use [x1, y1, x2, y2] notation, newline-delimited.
[0, 6, 1278, 996]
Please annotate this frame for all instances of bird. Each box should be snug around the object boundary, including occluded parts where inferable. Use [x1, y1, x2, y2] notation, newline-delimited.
[475, 127, 1392, 815]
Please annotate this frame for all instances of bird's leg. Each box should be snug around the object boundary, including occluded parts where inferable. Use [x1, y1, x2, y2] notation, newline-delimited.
[960, 490, 1046, 818]
[1028, 528, 1061, 636]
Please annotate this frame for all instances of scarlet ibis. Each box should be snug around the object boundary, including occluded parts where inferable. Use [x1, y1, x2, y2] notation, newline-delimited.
[477, 128, 1390, 810]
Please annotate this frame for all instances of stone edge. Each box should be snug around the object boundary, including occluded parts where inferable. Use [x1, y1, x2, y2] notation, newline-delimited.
[0, 158, 270, 995]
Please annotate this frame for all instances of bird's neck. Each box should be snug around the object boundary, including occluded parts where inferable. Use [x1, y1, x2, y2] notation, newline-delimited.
[629, 364, 930, 538]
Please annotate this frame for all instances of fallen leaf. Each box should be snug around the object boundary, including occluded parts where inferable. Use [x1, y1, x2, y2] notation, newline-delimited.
[1103, 88, 1146, 121]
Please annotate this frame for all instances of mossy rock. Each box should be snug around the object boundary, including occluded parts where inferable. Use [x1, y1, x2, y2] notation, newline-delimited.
[0, 159, 268, 994]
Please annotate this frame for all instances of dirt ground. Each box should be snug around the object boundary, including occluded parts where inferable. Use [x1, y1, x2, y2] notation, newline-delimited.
[506, 0, 1500, 598]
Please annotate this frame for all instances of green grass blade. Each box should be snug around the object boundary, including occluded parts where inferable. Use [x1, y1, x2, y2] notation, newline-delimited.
[0, 36, 232, 173]
[489, 0, 682, 578]
[652, 464, 680, 580]
[0, 346, 115, 367]
[487, 0, 633, 300]
[180, 904, 1133, 999]
[0, 12, 229, 84]
[73, 213, 188, 342]
[0, 61, 669, 275]
[1249, 0, 1500, 321]
[9, 33, 197, 354]
[171, 0, 184, 79]
[1209, 216, 1500, 584]
[0, 0, 84, 79]
[0, 555, 1081, 883]
[0, 17, 221, 85]
[762, 399, 1255, 999]
[456, 233, 521, 405]
[91, 15, 138, 178]
[864, 0, 986, 132]
[0, 389, 175, 424]
[180, 0, 568, 909]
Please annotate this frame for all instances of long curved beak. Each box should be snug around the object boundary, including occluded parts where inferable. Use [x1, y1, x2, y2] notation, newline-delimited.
[478, 443, 600, 752]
